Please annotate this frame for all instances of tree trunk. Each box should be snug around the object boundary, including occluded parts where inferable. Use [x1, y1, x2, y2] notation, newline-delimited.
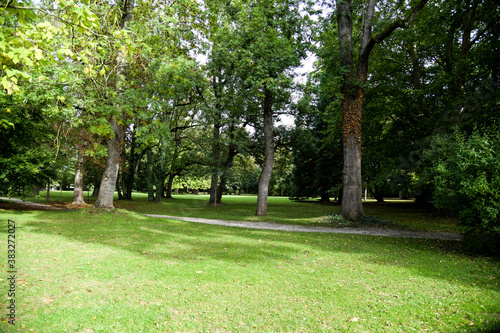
[340, 124, 366, 220]
[32, 185, 42, 196]
[256, 87, 274, 216]
[320, 192, 330, 203]
[166, 172, 175, 199]
[117, 170, 124, 200]
[146, 148, 155, 202]
[336, 0, 428, 220]
[124, 125, 138, 200]
[92, 179, 100, 197]
[336, 0, 365, 220]
[208, 123, 220, 204]
[46, 179, 50, 201]
[72, 141, 86, 205]
[154, 137, 168, 203]
[93, 0, 134, 209]
[217, 143, 237, 203]
[94, 116, 121, 209]
[209, 76, 222, 205]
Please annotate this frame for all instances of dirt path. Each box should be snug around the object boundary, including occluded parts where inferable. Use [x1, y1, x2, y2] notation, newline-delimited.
[0, 197, 74, 210]
[144, 214, 463, 241]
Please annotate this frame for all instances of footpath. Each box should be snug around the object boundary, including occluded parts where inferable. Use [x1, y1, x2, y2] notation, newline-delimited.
[144, 214, 462, 241]
[0, 197, 462, 241]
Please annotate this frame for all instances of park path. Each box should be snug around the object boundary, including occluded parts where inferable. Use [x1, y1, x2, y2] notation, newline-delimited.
[144, 214, 463, 241]
[0, 197, 462, 241]
[0, 197, 72, 210]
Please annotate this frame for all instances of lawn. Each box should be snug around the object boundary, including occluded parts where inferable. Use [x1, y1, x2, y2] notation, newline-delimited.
[10, 191, 461, 232]
[0, 193, 498, 332]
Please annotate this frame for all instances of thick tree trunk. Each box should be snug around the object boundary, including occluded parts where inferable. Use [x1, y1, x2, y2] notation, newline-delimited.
[94, 116, 121, 209]
[336, 0, 427, 220]
[340, 125, 366, 220]
[256, 87, 274, 216]
[337, 0, 364, 220]
[146, 148, 155, 202]
[93, 0, 134, 209]
[72, 142, 86, 205]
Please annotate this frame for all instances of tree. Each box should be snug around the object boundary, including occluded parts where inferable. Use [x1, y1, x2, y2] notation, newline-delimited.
[93, 0, 136, 209]
[335, 0, 428, 220]
[231, 0, 310, 215]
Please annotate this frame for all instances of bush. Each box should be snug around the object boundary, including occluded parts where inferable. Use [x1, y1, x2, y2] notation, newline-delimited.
[323, 214, 396, 228]
[422, 130, 500, 255]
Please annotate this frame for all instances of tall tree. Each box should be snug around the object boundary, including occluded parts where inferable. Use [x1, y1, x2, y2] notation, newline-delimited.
[232, 0, 310, 215]
[94, 0, 135, 209]
[335, 0, 428, 220]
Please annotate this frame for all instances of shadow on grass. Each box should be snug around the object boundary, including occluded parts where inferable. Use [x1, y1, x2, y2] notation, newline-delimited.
[13, 208, 498, 291]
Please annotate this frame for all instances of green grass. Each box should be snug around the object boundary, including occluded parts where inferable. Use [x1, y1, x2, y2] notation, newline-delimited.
[13, 191, 460, 232]
[0, 193, 499, 332]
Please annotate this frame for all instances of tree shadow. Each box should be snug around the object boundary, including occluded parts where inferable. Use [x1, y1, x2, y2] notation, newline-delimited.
[15, 209, 498, 291]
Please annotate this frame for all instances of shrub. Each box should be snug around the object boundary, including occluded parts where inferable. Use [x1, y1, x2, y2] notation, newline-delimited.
[323, 214, 395, 228]
[422, 130, 500, 255]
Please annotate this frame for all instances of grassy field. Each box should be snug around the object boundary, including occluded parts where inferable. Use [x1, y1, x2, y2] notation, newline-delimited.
[11, 191, 461, 232]
[0, 193, 498, 332]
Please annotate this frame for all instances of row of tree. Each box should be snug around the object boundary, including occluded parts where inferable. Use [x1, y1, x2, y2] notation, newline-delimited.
[1, 0, 499, 250]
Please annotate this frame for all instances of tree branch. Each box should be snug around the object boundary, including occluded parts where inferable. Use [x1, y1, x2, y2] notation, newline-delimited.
[361, 0, 429, 61]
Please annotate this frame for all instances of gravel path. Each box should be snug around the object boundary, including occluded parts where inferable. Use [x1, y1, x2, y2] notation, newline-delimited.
[144, 214, 463, 241]
[1, 198, 461, 241]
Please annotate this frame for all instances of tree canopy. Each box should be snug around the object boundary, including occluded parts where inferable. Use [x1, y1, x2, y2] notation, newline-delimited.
[1, 0, 498, 251]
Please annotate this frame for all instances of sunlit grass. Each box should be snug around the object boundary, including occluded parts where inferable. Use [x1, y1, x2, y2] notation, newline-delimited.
[10, 191, 460, 232]
[0, 208, 498, 332]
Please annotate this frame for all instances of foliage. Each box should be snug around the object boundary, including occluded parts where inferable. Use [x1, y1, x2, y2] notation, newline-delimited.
[321, 213, 397, 228]
[421, 129, 500, 254]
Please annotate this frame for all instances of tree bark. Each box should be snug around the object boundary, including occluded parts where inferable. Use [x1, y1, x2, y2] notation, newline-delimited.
[117, 169, 124, 200]
[71, 140, 86, 205]
[217, 145, 237, 203]
[208, 120, 220, 204]
[93, 0, 135, 209]
[337, 0, 366, 220]
[166, 172, 175, 199]
[94, 116, 122, 209]
[209, 76, 222, 204]
[256, 87, 274, 216]
[154, 137, 168, 203]
[92, 179, 100, 197]
[124, 125, 137, 200]
[146, 148, 155, 202]
[336, 0, 428, 220]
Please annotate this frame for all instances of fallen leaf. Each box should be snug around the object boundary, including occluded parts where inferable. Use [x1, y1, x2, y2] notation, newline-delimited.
[348, 317, 360, 322]
[139, 301, 147, 305]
